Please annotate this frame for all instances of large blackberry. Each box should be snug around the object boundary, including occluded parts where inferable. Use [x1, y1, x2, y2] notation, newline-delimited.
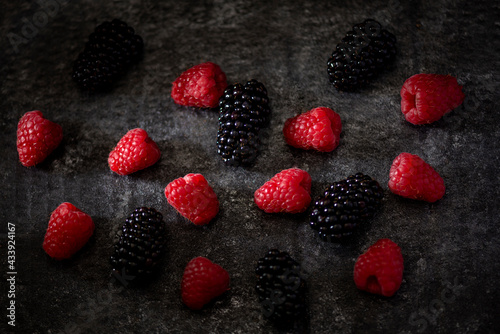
[217, 79, 271, 166]
[255, 249, 307, 327]
[110, 207, 166, 283]
[327, 19, 396, 92]
[72, 19, 143, 92]
[310, 173, 384, 242]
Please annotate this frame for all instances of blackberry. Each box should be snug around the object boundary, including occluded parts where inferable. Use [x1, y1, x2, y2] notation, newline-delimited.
[310, 173, 384, 242]
[255, 249, 307, 327]
[327, 19, 396, 92]
[110, 207, 166, 283]
[72, 19, 143, 92]
[217, 79, 271, 166]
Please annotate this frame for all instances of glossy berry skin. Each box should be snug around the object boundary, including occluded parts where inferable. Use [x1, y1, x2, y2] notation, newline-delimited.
[401, 74, 465, 125]
[17, 110, 63, 167]
[388, 152, 445, 202]
[254, 168, 312, 214]
[283, 107, 342, 152]
[108, 128, 161, 175]
[181, 257, 230, 310]
[171, 62, 227, 108]
[42, 202, 94, 260]
[165, 173, 219, 225]
[354, 238, 403, 297]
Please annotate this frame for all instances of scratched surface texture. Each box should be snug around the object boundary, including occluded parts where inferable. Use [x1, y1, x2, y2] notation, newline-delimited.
[1, 0, 499, 333]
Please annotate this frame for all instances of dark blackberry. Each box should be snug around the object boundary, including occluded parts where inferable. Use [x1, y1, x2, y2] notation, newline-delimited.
[217, 79, 271, 166]
[72, 19, 143, 92]
[327, 19, 396, 92]
[309, 173, 384, 242]
[255, 249, 307, 327]
[110, 207, 166, 283]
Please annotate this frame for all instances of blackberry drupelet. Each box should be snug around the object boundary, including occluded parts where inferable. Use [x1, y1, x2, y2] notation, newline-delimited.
[327, 19, 396, 92]
[310, 173, 384, 242]
[217, 79, 270, 166]
[255, 249, 306, 327]
[110, 207, 166, 283]
[72, 19, 143, 92]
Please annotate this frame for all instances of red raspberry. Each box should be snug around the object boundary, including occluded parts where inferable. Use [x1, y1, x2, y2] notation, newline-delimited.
[108, 128, 161, 175]
[42, 202, 95, 260]
[16, 110, 63, 167]
[171, 62, 227, 108]
[354, 238, 404, 297]
[283, 107, 342, 152]
[165, 173, 219, 225]
[388, 152, 445, 202]
[400, 73, 465, 125]
[254, 168, 312, 213]
[181, 256, 230, 310]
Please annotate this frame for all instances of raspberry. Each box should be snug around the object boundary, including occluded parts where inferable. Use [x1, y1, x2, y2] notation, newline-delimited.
[216, 79, 271, 166]
[283, 107, 342, 152]
[16, 110, 63, 167]
[108, 128, 161, 175]
[388, 152, 445, 202]
[400, 73, 465, 124]
[354, 238, 404, 297]
[255, 249, 306, 327]
[165, 173, 219, 225]
[42, 202, 95, 260]
[254, 168, 312, 214]
[327, 19, 397, 92]
[181, 257, 230, 310]
[309, 173, 384, 242]
[171, 62, 227, 108]
[72, 19, 143, 92]
[110, 207, 166, 283]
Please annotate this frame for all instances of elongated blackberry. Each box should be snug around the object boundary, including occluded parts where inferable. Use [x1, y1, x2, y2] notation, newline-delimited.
[327, 19, 396, 92]
[72, 19, 143, 92]
[110, 207, 166, 283]
[217, 79, 270, 166]
[310, 173, 384, 242]
[255, 249, 306, 327]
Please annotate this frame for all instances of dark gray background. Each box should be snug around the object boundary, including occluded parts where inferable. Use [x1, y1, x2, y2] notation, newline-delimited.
[1, 0, 499, 333]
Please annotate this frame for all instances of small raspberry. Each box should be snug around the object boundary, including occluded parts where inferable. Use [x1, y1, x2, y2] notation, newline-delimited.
[42, 202, 95, 260]
[400, 73, 465, 124]
[165, 173, 219, 225]
[388, 152, 445, 202]
[283, 107, 342, 152]
[254, 168, 312, 214]
[108, 128, 161, 175]
[181, 256, 230, 310]
[17, 110, 63, 167]
[354, 238, 403, 297]
[171, 62, 227, 108]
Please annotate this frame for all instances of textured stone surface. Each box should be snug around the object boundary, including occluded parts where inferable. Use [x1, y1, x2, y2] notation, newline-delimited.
[1, 1, 499, 333]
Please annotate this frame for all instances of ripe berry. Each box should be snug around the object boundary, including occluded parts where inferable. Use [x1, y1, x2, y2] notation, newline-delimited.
[17, 110, 63, 167]
[217, 79, 271, 166]
[110, 207, 166, 283]
[72, 19, 143, 92]
[254, 168, 312, 214]
[309, 173, 384, 242]
[388, 152, 445, 202]
[327, 19, 397, 92]
[171, 62, 227, 108]
[42, 202, 95, 260]
[283, 107, 342, 152]
[165, 173, 219, 225]
[255, 249, 306, 326]
[108, 128, 161, 175]
[354, 238, 404, 297]
[181, 257, 230, 310]
[400, 73, 465, 124]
